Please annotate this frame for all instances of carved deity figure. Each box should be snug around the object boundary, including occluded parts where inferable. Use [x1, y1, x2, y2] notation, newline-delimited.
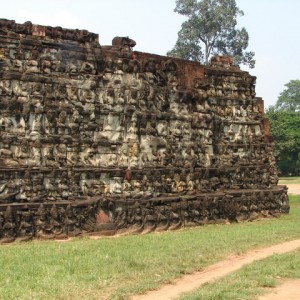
[48, 205, 62, 236]
[2, 206, 16, 242]
[110, 178, 122, 194]
[17, 206, 34, 240]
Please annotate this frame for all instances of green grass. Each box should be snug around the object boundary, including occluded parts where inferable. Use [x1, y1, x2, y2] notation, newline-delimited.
[0, 196, 299, 300]
[279, 176, 300, 184]
[179, 249, 300, 300]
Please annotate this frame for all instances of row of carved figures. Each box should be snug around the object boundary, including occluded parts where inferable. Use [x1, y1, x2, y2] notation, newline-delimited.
[0, 189, 288, 242]
[112, 190, 288, 230]
[0, 164, 278, 203]
[0, 80, 259, 115]
[0, 202, 98, 242]
[0, 81, 259, 120]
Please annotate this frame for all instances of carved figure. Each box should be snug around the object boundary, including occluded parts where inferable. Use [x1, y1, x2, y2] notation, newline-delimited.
[0, 20, 288, 241]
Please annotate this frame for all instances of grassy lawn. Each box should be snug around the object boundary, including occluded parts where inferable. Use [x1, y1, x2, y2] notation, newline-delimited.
[179, 249, 300, 300]
[279, 176, 300, 184]
[0, 195, 299, 300]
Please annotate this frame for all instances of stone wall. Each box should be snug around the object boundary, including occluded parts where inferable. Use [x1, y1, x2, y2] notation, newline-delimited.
[0, 19, 288, 242]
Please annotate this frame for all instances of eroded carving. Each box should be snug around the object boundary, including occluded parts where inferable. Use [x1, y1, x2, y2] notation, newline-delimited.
[0, 19, 288, 241]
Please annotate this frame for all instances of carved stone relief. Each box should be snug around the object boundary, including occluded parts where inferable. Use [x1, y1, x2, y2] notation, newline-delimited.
[0, 19, 288, 241]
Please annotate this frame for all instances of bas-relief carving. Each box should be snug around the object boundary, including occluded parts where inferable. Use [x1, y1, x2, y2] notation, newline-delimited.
[0, 19, 288, 241]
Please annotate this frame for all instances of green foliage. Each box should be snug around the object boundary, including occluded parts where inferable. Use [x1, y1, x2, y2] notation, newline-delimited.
[266, 80, 300, 175]
[276, 79, 300, 112]
[266, 108, 300, 175]
[0, 195, 299, 299]
[167, 0, 255, 68]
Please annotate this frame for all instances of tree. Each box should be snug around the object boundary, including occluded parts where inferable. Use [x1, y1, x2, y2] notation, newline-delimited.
[266, 107, 300, 176]
[167, 0, 255, 68]
[276, 79, 300, 112]
[266, 80, 300, 176]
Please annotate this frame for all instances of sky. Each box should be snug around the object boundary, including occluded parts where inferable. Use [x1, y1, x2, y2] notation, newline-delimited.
[1, 0, 299, 108]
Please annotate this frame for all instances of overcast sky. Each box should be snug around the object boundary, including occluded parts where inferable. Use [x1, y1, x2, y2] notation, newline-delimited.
[1, 0, 299, 108]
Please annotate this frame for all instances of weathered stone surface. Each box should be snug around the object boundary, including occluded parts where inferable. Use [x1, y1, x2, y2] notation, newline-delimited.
[0, 19, 288, 241]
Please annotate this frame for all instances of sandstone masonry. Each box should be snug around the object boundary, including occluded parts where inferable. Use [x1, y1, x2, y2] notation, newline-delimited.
[0, 19, 288, 241]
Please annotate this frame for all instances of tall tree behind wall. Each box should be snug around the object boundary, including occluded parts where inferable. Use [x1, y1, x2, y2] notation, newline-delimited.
[167, 0, 255, 68]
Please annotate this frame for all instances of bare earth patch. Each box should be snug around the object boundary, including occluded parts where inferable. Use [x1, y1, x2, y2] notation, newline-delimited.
[258, 279, 300, 300]
[257, 181, 300, 300]
[54, 183, 300, 299]
[131, 239, 300, 300]
[286, 184, 300, 195]
[131, 183, 300, 300]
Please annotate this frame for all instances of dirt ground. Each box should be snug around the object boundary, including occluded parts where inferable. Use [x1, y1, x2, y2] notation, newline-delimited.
[131, 239, 300, 300]
[131, 184, 300, 300]
[258, 279, 300, 300]
[286, 184, 300, 195]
